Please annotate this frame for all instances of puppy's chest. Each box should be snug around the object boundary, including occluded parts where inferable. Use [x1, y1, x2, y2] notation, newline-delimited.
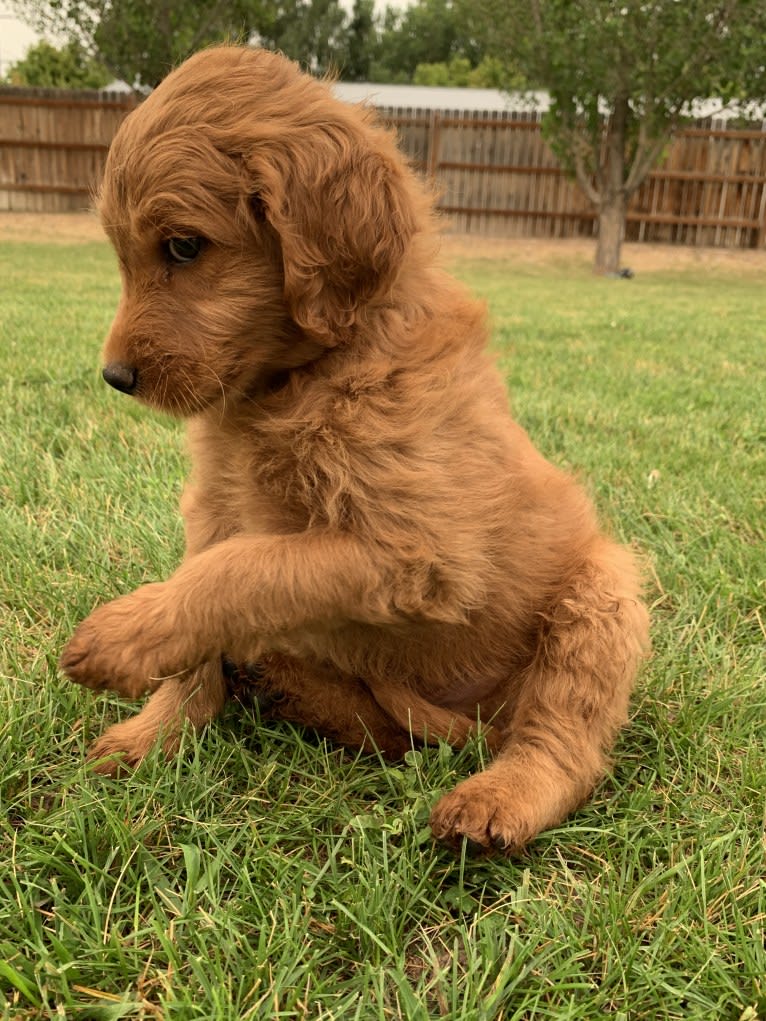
[211, 373, 426, 531]
[218, 418, 351, 530]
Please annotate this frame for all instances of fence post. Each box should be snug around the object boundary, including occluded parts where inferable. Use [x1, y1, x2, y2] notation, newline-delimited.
[427, 109, 441, 179]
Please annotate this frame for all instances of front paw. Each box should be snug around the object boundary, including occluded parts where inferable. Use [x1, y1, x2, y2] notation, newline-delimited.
[60, 584, 187, 697]
[429, 773, 536, 854]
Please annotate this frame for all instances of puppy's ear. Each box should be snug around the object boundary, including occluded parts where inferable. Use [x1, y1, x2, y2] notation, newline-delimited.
[247, 131, 418, 345]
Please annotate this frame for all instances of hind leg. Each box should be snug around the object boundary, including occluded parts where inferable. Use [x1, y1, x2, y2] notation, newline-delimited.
[246, 653, 500, 760]
[242, 653, 419, 760]
[87, 659, 227, 775]
[430, 541, 649, 851]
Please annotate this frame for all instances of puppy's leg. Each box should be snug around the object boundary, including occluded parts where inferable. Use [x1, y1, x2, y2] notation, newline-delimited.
[239, 653, 416, 760]
[367, 681, 502, 753]
[87, 659, 227, 775]
[430, 542, 649, 852]
[232, 654, 502, 758]
[61, 532, 408, 696]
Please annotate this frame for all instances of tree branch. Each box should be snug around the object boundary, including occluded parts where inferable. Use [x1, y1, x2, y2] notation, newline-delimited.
[624, 117, 675, 198]
[571, 131, 602, 207]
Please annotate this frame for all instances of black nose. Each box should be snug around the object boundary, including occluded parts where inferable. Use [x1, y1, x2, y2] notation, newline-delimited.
[102, 362, 137, 394]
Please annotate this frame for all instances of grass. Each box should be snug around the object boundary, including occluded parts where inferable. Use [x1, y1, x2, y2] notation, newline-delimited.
[0, 231, 764, 1020]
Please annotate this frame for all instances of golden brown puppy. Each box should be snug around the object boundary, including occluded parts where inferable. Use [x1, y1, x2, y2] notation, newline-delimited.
[61, 45, 649, 852]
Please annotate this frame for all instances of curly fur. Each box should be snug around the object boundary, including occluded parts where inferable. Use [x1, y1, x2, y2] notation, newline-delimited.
[60, 45, 649, 853]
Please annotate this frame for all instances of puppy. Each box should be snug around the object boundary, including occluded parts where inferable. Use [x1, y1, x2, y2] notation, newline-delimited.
[60, 45, 649, 852]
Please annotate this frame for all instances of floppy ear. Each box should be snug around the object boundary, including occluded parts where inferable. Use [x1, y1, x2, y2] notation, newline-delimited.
[246, 128, 418, 345]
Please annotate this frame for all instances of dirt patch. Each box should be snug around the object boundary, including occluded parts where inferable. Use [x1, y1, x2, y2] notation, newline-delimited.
[1, 211, 764, 274]
[0, 212, 106, 244]
[440, 233, 766, 274]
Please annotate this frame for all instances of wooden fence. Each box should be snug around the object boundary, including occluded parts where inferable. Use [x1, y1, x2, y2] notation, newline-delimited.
[2, 85, 765, 247]
[384, 108, 766, 247]
[0, 86, 137, 213]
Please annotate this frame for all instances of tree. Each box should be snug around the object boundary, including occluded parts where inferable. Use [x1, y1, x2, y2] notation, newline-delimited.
[11, 0, 260, 86]
[342, 0, 376, 81]
[10, 0, 352, 87]
[413, 55, 516, 88]
[372, 0, 475, 83]
[460, 0, 766, 274]
[256, 0, 349, 75]
[4, 40, 110, 88]
[413, 56, 473, 87]
[93, 0, 262, 86]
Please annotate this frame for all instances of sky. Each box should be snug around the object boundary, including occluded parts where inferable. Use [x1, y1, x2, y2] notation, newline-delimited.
[0, 0, 414, 79]
[0, 3, 41, 77]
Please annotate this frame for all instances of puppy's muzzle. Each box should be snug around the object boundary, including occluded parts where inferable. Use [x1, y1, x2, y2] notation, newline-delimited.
[102, 362, 137, 395]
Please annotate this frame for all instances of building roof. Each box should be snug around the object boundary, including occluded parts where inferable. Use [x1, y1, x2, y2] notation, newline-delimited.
[332, 81, 765, 122]
[332, 81, 549, 113]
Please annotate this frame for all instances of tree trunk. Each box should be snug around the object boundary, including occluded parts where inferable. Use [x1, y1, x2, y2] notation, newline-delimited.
[594, 193, 626, 275]
[593, 92, 629, 276]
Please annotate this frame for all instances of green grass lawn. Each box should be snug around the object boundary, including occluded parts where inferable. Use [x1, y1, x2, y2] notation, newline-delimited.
[1, 234, 764, 1020]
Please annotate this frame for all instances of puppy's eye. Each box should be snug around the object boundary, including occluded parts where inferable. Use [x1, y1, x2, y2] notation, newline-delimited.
[165, 236, 205, 264]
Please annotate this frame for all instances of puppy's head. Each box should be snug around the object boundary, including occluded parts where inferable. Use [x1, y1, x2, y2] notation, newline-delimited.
[98, 46, 422, 416]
